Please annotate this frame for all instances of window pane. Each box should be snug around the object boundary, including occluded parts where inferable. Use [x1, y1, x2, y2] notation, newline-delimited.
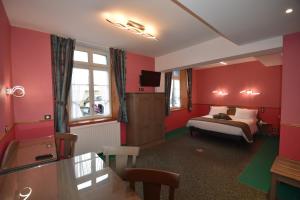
[94, 86, 111, 116]
[74, 50, 88, 62]
[72, 68, 89, 84]
[71, 68, 90, 119]
[173, 80, 180, 107]
[170, 79, 180, 108]
[170, 80, 174, 107]
[93, 70, 110, 116]
[70, 46, 112, 121]
[93, 70, 109, 85]
[93, 53, 107, 65]
[173, 70, 180, 78]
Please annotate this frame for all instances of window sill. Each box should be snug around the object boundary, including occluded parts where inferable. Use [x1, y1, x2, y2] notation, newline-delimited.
[69, 117, 116, 127]
[170, 107, 186, 112]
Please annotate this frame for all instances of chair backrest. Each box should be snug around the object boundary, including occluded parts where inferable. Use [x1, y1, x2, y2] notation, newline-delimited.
[1, 140, 18, 169]
[55, 133, 78, 160]
[102, 146, 140, 176]
[124, 168, 180, 200]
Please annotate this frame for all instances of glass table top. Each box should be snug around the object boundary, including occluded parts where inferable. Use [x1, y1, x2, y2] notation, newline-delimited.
[0, 152, 140, 200]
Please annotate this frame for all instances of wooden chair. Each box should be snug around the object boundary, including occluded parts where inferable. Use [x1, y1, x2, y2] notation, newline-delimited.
[55, 133, 78, 160]
[102, 146, 140, 177]
[1, 140, 18, 169]
[124, 168, 180, 200]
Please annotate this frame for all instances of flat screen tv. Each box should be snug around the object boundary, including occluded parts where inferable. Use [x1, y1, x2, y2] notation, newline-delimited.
[140, 70, 161, 87]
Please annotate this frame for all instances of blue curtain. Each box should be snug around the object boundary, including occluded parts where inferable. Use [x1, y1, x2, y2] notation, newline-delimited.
[110, 48, 128, 123]
[186, 68, 193, 112]
[51, 35, 75, 133]
[165, 72, 173, 116]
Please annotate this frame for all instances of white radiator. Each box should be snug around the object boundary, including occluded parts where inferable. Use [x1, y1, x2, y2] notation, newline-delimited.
[70, 120, 121, 155]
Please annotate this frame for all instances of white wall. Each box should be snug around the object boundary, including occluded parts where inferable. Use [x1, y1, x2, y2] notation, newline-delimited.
[156, 72, 165, 93]
[155, 36, 282, 72]
[256, 53, 282, 67]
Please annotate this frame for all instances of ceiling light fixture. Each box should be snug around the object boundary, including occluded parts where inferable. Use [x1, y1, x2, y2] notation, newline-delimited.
[219, 61, 227, 65]
[105, 13, 157, 40]
[285, 8, 293, 14]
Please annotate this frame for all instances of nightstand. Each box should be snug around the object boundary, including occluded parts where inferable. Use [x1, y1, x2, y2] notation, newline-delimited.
[257, 121, 272, 135]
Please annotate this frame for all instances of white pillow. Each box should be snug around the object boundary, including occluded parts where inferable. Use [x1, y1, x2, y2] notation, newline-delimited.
[209, 106, 228, 115]
[235, 108, 258, 120]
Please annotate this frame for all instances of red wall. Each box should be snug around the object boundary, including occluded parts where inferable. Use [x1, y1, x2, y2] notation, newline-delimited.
[195, 61, 281, 129]
[279, 32, 300, 161]
[165, 70, 206, 132]
[5, 26, 155, 144]
[165, 62, 282, 132]
[11, 27, 54, 140]
[126, 52, 155, 93]
[0, 0, 15, 160]
[165, 105, 209, 132]
[195, 61, 281, 107]
[121, 52, 155, 144]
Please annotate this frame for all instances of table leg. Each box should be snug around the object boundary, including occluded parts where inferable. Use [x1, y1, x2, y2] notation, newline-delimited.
[270, 175, 277, 200]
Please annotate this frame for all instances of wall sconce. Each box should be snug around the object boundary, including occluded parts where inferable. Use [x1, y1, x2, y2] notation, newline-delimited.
[240, 89, 260, 96]
[6, 86, 25, 97]
[212, 90, 228, 96]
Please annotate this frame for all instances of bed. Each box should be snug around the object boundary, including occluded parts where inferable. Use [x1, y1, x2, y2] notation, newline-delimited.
[186, 106, 258, 143]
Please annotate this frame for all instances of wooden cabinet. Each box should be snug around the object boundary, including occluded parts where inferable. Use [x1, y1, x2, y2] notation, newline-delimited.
[126, 93, 165, 146]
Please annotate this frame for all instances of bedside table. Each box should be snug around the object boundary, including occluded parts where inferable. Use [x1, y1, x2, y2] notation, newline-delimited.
[257, 121, 272, 135]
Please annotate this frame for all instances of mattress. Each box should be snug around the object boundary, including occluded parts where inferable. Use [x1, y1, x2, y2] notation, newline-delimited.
[186, 115, 257, 143]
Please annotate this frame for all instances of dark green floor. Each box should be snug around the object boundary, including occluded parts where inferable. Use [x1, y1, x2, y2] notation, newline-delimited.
[239, 136, 279, 192]
[165, 127, 188, 140]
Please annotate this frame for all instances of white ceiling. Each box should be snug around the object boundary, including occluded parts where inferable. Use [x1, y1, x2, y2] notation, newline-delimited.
[256, 53, 283, 67]
[3, 0, 299, 59]
[2, 0, 218, 57]
[176, 0, 300, 44]
[195, 53, 282, 70]
[195, 57, 257, 70]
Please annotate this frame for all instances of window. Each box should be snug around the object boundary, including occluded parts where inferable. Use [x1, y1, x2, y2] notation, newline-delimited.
[70, 47, 111, 121]
[170, 70, 181, 108]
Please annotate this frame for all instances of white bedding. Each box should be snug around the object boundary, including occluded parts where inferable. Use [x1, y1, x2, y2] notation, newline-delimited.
[186, 115, 257, 143]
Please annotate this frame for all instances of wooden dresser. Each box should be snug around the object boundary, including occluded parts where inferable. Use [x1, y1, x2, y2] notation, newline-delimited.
[126, 93, 165, 147]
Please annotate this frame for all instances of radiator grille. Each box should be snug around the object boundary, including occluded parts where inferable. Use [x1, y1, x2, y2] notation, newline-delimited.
[70, 121, 121, 155]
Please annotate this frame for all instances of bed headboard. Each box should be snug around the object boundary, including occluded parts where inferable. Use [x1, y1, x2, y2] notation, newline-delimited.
[226, 106, 261, 121]
[210, 104, 262, 116]
[227, 107, 236, 115]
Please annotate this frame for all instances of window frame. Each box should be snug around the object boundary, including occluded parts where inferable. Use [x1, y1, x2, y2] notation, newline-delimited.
[69, 46, 112, 122]
[170, 70, 181, 109]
